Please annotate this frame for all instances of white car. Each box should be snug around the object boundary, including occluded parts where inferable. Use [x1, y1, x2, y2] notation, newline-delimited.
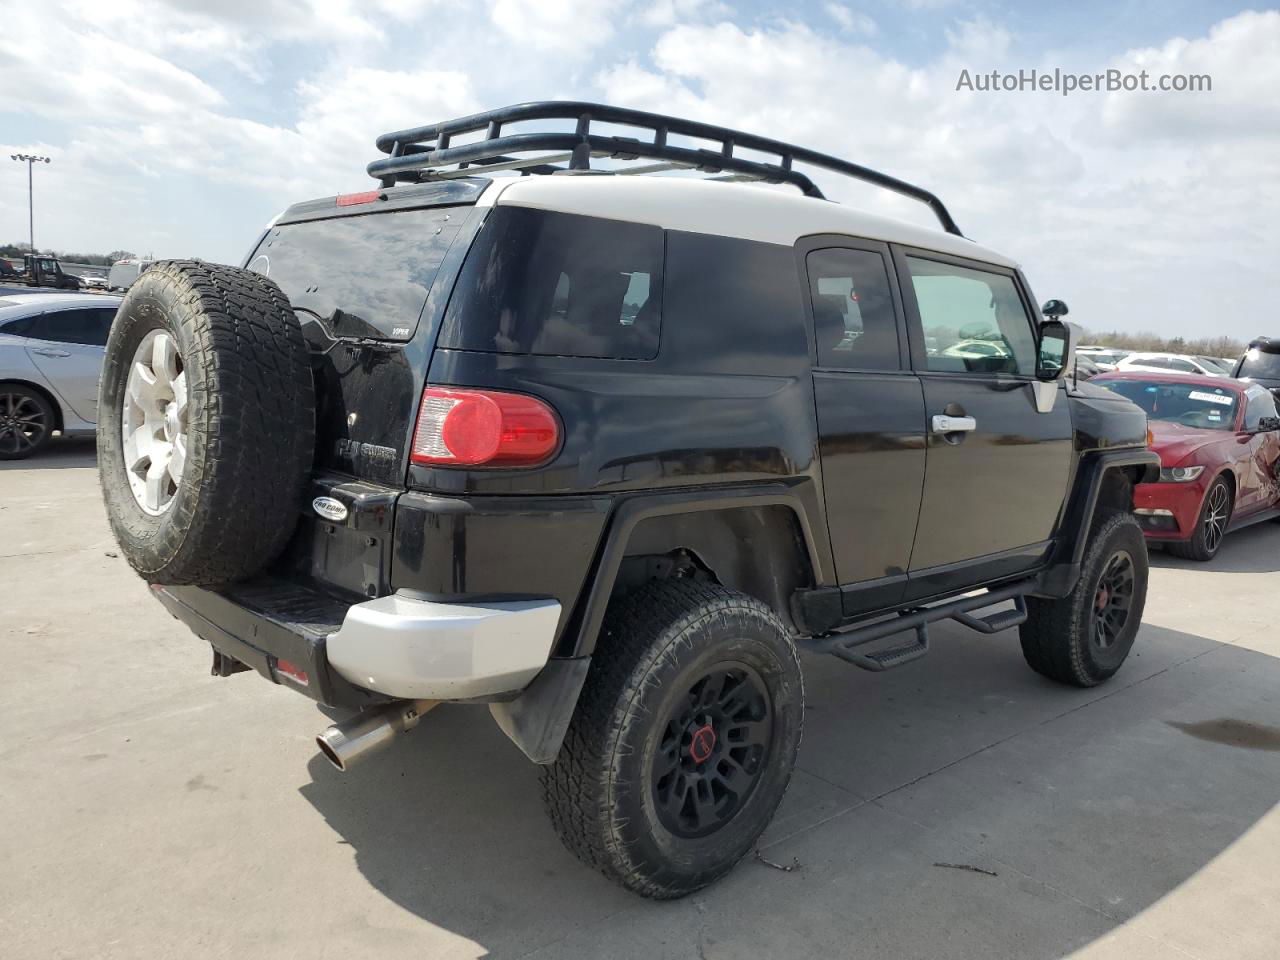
[1115, 352, 1224, 377]
[107, 258, 155, 292]
[0, 292, 122, 458]
[1075, 347, 1131, 371]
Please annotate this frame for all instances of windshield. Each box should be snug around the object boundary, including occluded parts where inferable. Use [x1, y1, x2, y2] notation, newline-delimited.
[247, 207, 464, 341]
[1098, 379, 1239, 431]
[1237, 346, 1280, 380]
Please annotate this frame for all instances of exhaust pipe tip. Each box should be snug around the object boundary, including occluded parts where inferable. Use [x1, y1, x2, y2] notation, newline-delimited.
[316, 699, 439, 773]
[315, 728, 355, 772]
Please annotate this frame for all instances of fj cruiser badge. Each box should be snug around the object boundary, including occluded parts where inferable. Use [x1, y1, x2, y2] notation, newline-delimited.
[312, 497, 348, 523]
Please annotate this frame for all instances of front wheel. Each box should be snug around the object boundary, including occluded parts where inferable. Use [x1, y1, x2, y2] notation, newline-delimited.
[541, 579, 803, 899]
[1167, 476, 1232, 561]
[1020, 511, 1149, 687]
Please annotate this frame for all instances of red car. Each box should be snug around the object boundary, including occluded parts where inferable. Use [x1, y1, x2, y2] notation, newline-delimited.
[1092, 372, 1280, 560]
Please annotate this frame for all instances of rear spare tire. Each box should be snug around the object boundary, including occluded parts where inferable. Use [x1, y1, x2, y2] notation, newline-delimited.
[97, 260, 314, 585]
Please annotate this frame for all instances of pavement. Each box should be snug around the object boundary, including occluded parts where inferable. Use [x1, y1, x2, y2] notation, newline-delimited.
[3, 437, 1278, 960]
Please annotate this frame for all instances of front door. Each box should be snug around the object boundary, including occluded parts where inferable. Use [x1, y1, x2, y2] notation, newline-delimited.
[895, 249, 1073, 600]
[1236, 386, 1280, 516]
[803, 238, 926, 616]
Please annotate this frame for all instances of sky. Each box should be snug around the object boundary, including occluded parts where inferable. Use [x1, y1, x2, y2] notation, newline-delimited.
[2, 0, 1277, 339]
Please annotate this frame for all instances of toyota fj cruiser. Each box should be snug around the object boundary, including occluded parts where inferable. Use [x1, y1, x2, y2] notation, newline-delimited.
[97, 103, 1158, 899]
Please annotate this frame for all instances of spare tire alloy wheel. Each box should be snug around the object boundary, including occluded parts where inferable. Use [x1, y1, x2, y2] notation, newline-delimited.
[122, 329, 188, 515]
[97, 260, 315, 586]
[0, 388, 53, 459]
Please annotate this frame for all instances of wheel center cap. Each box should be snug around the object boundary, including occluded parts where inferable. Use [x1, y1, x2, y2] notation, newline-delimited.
[689, 723, 716, 765]
[163, 403, 178, 441]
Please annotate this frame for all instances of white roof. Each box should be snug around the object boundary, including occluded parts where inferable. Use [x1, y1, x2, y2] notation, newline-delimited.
[483, 175, 1017, 268]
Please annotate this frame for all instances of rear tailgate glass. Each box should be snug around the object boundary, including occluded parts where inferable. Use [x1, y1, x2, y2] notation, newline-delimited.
[248, 207, 464, 342]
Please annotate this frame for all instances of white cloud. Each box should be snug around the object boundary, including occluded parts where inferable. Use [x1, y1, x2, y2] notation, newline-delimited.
[490, 0, 627, 55]
[597, 11, 1279, 339]
[1, 2, 1275, 340]
[824, 3, 877, 36]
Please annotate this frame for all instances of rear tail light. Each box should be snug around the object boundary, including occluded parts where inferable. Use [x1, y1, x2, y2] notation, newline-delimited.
[411, 387, 560, 467]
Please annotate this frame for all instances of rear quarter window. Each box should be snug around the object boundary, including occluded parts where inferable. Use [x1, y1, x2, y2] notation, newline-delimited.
[439, 207, 663, 360]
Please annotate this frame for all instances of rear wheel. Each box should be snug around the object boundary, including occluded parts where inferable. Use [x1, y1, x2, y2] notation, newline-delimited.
[541, 579, 803, 899]
[1167, 476, 1232, 561]
[1020, 511, 1148, 687]
[0, 386, 54, 460]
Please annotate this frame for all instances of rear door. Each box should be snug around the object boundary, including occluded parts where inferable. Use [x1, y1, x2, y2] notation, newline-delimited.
[895, 248, 1073, 600]
[23, 306, 116, 422]
[801, 237, 925, 615]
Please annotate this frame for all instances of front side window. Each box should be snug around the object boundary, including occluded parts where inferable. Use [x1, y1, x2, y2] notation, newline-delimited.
[806, 247, 900, 370]
[441, 207, 663, 360]
[1244, 388, 1279, 430]
[1098, 379, 1239, 431]
[906, 257, 1036, 375]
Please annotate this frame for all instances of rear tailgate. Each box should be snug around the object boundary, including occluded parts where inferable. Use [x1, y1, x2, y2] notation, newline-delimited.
[242, 180, 489, 595]
[243, 179, 488, 485]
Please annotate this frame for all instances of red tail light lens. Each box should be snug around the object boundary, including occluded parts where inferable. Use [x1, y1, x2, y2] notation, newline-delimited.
[411, 387, 560, 467]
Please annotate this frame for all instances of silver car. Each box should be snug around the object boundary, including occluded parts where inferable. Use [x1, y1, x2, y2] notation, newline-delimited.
[0, 293, 122, 459]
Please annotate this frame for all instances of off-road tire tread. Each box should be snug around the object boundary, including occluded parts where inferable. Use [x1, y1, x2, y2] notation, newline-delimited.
[540, 579, 801, 899]
[1020, 511, 1146, 687]
[98, 260, 314, 584]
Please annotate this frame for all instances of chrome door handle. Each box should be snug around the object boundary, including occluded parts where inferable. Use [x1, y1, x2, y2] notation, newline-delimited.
[932, 414, 977, 434]
[32, 348, 71, 358]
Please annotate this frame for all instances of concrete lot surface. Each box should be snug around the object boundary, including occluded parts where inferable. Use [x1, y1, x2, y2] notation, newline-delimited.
[3, 438, 1279, 959]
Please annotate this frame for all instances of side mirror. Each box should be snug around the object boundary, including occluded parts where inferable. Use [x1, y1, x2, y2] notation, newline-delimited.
[1042, 299, 1069, 319]
[1037, 319, 1079, 381]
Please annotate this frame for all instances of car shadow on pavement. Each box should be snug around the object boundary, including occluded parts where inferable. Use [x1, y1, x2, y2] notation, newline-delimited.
[298, 621, 1280, 959]
[0, 436, 97, 470]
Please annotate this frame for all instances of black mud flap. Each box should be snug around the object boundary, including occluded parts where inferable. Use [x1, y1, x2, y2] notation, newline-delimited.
[489, 657, 592, 764]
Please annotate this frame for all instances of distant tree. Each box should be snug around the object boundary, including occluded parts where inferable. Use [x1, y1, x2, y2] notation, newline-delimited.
[107, 250, 136, 262]
[1084, 329, 1246, 358]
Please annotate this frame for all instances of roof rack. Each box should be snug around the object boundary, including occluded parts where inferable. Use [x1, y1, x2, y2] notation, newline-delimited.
[368, 101, 964, 236]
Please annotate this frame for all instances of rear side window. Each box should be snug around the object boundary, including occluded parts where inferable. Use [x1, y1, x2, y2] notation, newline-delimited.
[440, 207, 663, 360]
[1, 314, 35, 336]
[806, 247, 900, 370]
[26, 308, 116, 346]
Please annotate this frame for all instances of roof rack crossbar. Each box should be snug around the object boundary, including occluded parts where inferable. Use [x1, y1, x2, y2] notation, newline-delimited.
[368, 101, 962, 236]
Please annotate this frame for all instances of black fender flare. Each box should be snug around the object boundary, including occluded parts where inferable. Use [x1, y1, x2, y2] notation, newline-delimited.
[491, 481, 829, 764]
[1036, 447, 1159, 598]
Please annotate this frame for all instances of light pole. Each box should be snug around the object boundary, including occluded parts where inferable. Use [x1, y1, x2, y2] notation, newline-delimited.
[10, 154, 51, 255]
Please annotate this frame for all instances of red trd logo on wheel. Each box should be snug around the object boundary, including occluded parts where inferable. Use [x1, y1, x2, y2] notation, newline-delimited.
[690, 724, 716, 764]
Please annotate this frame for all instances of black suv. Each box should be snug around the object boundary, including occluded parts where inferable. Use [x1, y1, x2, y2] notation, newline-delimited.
[97, 103, 1158, 899]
